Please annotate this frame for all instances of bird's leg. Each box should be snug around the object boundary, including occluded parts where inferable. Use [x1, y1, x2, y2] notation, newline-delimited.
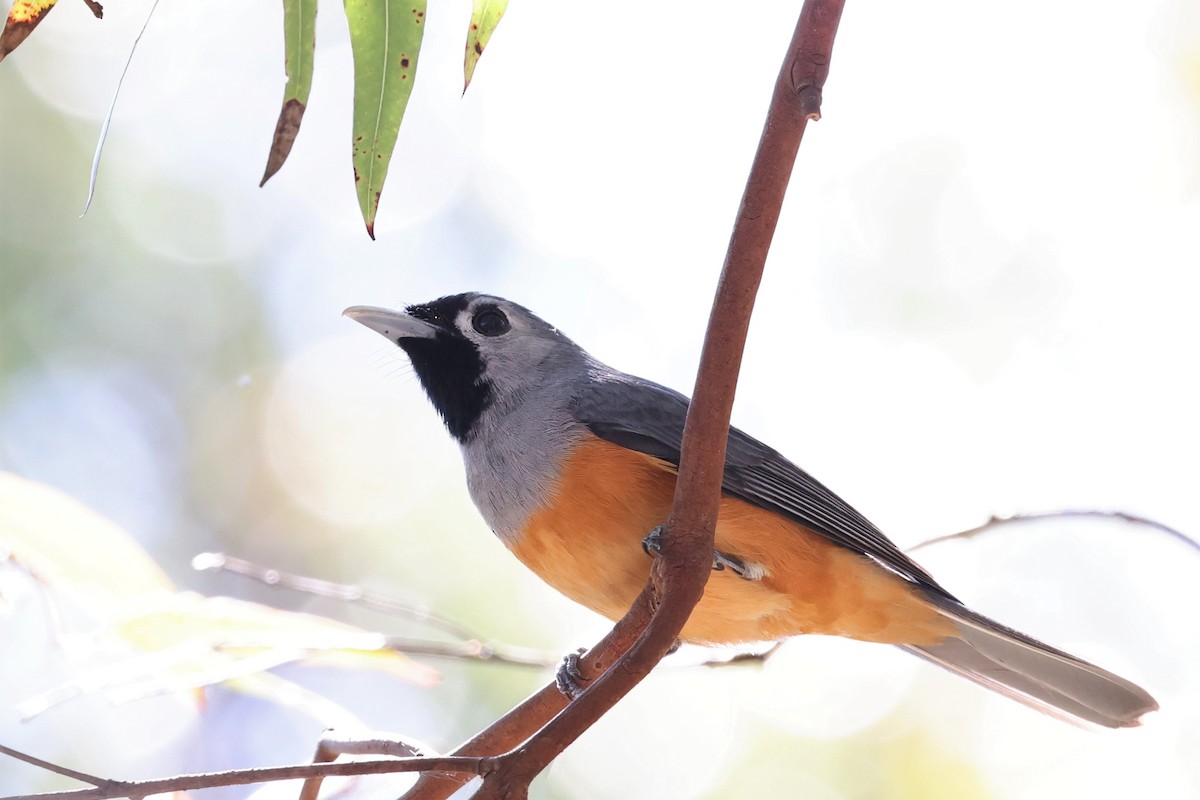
[643, 525, 763, 581]
[555, 647, 589, 699]
[712, 550, 754, 579]
[554, 639, 684, 701]
[642, 525, 666, 556]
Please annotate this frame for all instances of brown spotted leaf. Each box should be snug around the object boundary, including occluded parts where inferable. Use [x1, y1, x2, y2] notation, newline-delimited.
[1, 0, 57, 63]
[463, 0, 507, 92]
[260, 0, 317, 186]
[0, 0, 101, 63]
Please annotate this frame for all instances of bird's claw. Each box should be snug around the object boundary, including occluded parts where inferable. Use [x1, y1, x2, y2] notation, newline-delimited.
[714, 550, 760, 580]
[712, 550, 740, 574]
[555, 647, 590, 699]
[645, 527, 759, 581]
[642, 525, 665, 557]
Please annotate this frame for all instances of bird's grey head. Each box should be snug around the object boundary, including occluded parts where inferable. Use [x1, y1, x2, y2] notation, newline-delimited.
[345, 293, 585, 442]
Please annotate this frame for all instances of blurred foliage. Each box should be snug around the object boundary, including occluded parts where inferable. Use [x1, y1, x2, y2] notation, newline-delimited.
[1, 470, 437, 725]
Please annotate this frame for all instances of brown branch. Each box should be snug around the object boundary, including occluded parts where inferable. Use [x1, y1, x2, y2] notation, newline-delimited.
[298, 730, 437, 800]
[406, 3, 846, 797]
[0, 753, 491, 800]
[907, 509, 1198, 554]
[0, 745, 106, 789]
[402, 599, 656, 799]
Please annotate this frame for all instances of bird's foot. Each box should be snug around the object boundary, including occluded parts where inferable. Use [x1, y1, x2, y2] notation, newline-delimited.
[644, 526, 762, 581]
[555, 647, 590, 699]
[713, 550, 764, 581]
[642, 525, 665, 557]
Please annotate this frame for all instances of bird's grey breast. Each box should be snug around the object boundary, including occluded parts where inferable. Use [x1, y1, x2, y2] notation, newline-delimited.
[460, 389, 587, 545]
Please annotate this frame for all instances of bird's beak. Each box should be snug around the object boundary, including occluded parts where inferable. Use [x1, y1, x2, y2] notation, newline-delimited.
[343, 306, 438, 341]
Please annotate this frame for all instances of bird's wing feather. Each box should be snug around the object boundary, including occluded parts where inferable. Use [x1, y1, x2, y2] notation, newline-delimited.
[571, 372, 952, 597]
[572, 372, 1159, 727]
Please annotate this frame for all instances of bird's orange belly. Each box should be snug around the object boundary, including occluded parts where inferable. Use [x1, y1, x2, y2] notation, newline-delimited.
[509, 436, 953, 647]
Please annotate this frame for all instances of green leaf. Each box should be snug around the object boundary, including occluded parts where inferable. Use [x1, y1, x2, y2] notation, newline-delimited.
[260, 0, 318, 186]
[463, 0, 507, 92]
[344, 0, 427, 239]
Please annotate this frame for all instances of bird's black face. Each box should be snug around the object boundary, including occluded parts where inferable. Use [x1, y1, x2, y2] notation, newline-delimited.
[399, 295, 498, 442]
[346, 293, 573, 444]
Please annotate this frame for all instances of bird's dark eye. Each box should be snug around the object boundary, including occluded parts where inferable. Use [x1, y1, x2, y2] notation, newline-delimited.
[471, 307, 510, 337]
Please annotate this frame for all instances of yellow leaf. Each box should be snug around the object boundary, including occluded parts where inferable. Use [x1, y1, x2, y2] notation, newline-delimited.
[8, 0, 57, 23]
[0, 471, 174, 610]
[116, 593, 438, 683]
[3, 473, 438, 722]
[0, 0, 102, 64]
[18, 592, 439, 718]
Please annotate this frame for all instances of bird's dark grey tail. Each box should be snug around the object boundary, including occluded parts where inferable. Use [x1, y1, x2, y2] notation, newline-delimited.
[903, 595, 1157, 728]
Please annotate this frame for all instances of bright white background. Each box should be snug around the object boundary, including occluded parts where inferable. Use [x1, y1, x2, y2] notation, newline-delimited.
[1, 1, 1197, 798]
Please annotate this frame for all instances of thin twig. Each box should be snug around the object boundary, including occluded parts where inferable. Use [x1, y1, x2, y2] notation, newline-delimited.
[81, 0, 163, 216]
[0, 754, 492, 800]
[2, 552, 69, 649]
[907, 509, 1198, 554]
[195, 552, 778, 670]
[193, 552, 478, 641]
[194, 552, 583, 669]
[380, 636, 556, 667]
[300, 730, 439, 800]
[0, 745, 105, 788]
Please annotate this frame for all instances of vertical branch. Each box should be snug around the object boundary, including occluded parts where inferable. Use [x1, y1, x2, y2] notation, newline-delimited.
[406, 2, 846, 797]
[666, 0, 845, 568]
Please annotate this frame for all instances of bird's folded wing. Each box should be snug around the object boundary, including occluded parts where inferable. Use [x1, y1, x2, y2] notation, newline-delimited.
[571, 372, 953, 598]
